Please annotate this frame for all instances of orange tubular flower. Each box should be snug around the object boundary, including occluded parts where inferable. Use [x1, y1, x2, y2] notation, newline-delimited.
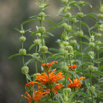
[25, 82, 37, 87]
[41, 61, 58, 71]
[68, 64, 77, 71]
[35, 69, 64, 94]
[67, 77, 85, 88]
[22, 90, 41, 103]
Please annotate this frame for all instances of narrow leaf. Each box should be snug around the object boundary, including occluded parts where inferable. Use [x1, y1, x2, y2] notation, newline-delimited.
[19, 93, 26, 103]
[29, 44, 36, 51]
[45, 19, 57, 27]
[8, 54, 20, 59]
[46, 32, 54, 36]
[25, 74, 32, 82]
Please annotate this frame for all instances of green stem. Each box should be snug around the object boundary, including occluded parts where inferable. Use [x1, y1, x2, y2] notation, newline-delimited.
[90, 71, 92, 86]
[65, 73, 67, 87]
[44, 54, 47, 63]
[22, 55, 24, 66]
[35, 60, 38, 73]
[69, 54, 71, 66]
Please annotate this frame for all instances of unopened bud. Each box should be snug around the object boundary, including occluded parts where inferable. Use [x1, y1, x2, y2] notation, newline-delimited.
[60, 49, 68, 56]
[95, 40, 101, 44]
[65, 12, 72, 17]
[88, 51, 94, 56]
[77, 31, 84, 37]
[70, 18, 76, 23]
[90, 35, 94, 41]
[20, 30, 25, 34]
[89, 42, 95, 47]
[77, 12, 84, 18]
[96, 33, 102, 37]
[66, 45, 73, 52]
[39, 12, 45, 17]
[94, 46, 99, 51]
[35, 33, 41, 36]
[38, 26, 46, 34]
[61, 23, 67, 28]
[19, 49, 26, 55]
[98, 14, 103, 18]
[63, 41, 69, 46]
[33, 39, 41, 45]
[40, 46, 48, 54]
[61, 0, 68, 3]
[88, 86, 95, 94]
[78, 1, 85, 6]
[87, 65, 95, 72]
[65, 25, 72, 32]
[19, 36, 26, 42]
[61, 65, 68, 73]
[70, 40, 77, 46]
[21, 66, 29, 74]
[39, 3, 46, 9]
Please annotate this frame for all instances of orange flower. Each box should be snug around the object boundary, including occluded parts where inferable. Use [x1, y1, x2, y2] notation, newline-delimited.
[35, 69, 64, 94]
[25, 82, 37, 87]
[22, 90, 41, 103]
[68, 64, 77, 71]
[41, 61, 58, 71]
[52, 83, 64, 94]
[35, 69, 64, 85]
[67, 77, 85, 88]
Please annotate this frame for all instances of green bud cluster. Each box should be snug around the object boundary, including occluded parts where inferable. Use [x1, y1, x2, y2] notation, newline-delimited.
[65, 12, 72, 18]
[39, 3, 46, 9]
[19, 36, 26, 42]
[60, 49, 68, 56]
[88, 51, 94, 56]
[95, 40, 101, 44]
[63, 41, 69, 46]
[87, 65, 95, 72]
[61, 65, 68, 73]
[96, 33, 102, 37]
[90, 35, 94, 42]
[78, 1, 85, 6]
[77, 12, 84, 18]
[20, 30, 25, 34]
[61, 23, 67, 28]
[77, 31, 84, 37]
[33, 39, 41, 45]
[88, 86, 95, 94]
[70, 18, 76, 23]
[61, 0, 68, 3]
[98, 14, 103, 18]
[21, 66, 29, 74]
[40, 46, 48, 54]
[89, 42, 95, 47]
[70, 40, 77, 46]
[100, 5, 103, 12]
[38, 26, 46, 33]
[94, 46, 99, 51]
[19, 49, 26, 55]
[65, 25, 72, 32]
[66, 45, 73, 53]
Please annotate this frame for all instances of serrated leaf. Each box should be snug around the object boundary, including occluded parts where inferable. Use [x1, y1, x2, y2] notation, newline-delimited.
[25, 74, 32, 82]
[19, 92, 26, 103]
[21, 19, 36, 29]
[46, 32, 54, 36]
[8, 54, 20, 59]
[45, 19, 57, 27]
[29, 44, 36, 51]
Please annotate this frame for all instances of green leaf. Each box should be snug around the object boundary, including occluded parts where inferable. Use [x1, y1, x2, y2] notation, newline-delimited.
[85, 14, 97, 21]
[99, 65, 103, 71]
[82, 35, 89, 41]
[14, 28, 20, 32]
[45, 19, 57, 27]
[24, 59, 33, 66]
[30, 15, 38, 18]
[95, 70, 103, 75]
[84, 2, 92, 8]
[21, 19, 36, 29]
[79, 41, 89, 46]
[25, 74, 32, 82]
[80, 21, 89, 30]
[68, 92, 76, 103]
[29, 44, 36, 51]
[58, 93, 64, 102]
[69, 71, 76, 77]
[61, 31, 66, 39]
[58, 8, 63, 15]
[47, 26, 55, 31]
[46, 32, 54, 36]
[19, 92, 26, 103]
[8, 54, 20, 59]
[30, 32, 38, 36]
[79, 92, 89, 100]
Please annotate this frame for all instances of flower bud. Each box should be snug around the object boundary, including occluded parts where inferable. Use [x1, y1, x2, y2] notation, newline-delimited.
[39, 12, 45, 17]
[65, 12, 72, 17]
[94, 46, 99, 51]
[20, 30, 25, 34]
[77, 12, 84, 18]
[70, 40, 77, 46]
[63, 41, 69, 46]
[19, 36, 26, 42]
[61, 65, 68, 73]
[66, 45, 73, 52]
[98, 14, 103, 18]
[39, 3, 46, 9]
[62, 7, 68, 13]
[61, 0, 68, 3]
[78, 1, 85, 6]
[38, 26, 46, 33]
[35, 33, 41, 36]
[37, 17, 45, 21]
[96, 33, 102, 37]
[19, 49, 26, 55]
[95, 40, 101, 44]
[64, 36, 69, 40]
[65, 25, 72, 32]
[61, 23, 67, 28]
[60, 49, 68, 56]
[88, 86, 95, 94]
[87, 65, 95, 72]
[32, 53, 40, 60]
[40, 46, 48, 54]
[21, 66, 29, 74]
[25, 82, 34, 92]
[33, 39, 41, 45]
[88, 51, 94, 56]
[63, 88, 71, 102]
[89, 42, 95, 47]
[90, 35, 94, 42]
[77, 31, 84, 37]
[70, 18, 76, 23]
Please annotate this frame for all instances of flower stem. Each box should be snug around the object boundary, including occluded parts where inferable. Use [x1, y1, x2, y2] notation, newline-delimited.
[22, 55, 24, 66]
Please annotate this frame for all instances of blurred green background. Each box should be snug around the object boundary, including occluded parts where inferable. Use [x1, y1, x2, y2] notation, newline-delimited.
[0, 0, 102, 103]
